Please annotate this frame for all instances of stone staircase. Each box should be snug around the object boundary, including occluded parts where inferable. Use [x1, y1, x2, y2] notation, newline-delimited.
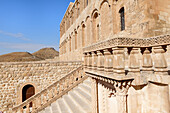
[11, 66, 93, 113]
[39, 78, 92, 113]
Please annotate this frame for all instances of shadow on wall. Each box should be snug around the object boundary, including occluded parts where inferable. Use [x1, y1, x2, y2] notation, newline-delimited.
[168, 70, 170, 75]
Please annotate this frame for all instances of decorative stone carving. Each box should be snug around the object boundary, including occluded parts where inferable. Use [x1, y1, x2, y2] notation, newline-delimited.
[141, 48, 153, 74]
[97, 50, 104, 72]
[114, 80, 131, 113]
[153, 46, 168, 75]
[91, 51, 98, 70]
[112, 48, 125, 75]
[128, 48, 140, 75]
[103, 49, 113, 73]
[83, 35, 170, 53]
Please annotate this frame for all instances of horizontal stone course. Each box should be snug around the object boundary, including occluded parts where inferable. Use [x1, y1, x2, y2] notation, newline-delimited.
[0, 61, 82, 111]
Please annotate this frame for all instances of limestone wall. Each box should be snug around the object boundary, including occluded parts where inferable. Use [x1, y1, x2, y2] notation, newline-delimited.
[59, 0, 170, 61]
[0, 61, 81, 110]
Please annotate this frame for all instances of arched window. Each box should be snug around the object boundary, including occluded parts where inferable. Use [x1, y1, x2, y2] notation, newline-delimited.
[75, 31, 77, 50]
[69, 36, 71, 52]
[92, 12, 99, 43]
[119, 7, 125, 31]
[82, 24, 85, 47]
[22, 84, 35, 107]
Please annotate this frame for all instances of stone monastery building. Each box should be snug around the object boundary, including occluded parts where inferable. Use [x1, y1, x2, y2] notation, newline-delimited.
[0, 0, 170, 113]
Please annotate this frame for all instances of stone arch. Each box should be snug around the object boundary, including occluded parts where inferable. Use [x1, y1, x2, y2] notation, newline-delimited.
[17, 82, 38, 104]
[100, 1, 110, 40]
[92, 10, 99, 43]
[91, 9, 98, 19]
[86, 16, 91, 46]
[119, 7, 125, 31]
[81, 22, 86, 47]
[22, 85, 35, 102]
[85, 16, 90, 22]
[99, 0, 109, 9]
[74, 29, 78, 50]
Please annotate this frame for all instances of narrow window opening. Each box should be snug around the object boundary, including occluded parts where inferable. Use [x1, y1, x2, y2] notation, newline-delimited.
[119, 7, 125, 31]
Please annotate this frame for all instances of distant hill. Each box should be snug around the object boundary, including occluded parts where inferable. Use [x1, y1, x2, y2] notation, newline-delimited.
[0, 52, 42, 62]
[32, 48, 59, 60]
[0, 48, 59, 62]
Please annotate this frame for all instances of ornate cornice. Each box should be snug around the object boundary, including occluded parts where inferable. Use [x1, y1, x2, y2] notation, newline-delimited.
[83, 34, 170, 53]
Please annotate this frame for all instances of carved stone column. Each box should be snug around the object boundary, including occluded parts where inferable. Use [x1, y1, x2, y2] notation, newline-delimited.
[92, 51, 98, 70]
[141, 48, 153, 74]
[84, 53, 87, 69]
[153, 46, 168, 75]
[89, 52, 92, 69]
[86, 53, 90, 69]
[97, 50, 104, 72]
[115, 81, 131, 113]
[91, 77, 98, 113]
[112, 48, 125, 75]
[104, 49, 113, 74]
[128, 48, 140, 75]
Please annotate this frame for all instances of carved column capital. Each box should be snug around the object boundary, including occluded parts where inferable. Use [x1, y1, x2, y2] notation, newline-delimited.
[114, 80, 132, 113]
[114, 80, 131, 96]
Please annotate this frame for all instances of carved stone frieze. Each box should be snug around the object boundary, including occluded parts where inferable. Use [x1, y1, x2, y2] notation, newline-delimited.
[83, 34, 170, 53]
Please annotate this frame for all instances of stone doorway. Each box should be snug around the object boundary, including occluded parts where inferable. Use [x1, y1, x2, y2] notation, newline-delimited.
[22, 84, 35, 106]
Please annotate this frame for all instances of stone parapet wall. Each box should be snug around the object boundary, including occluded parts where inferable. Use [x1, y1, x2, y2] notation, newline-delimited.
[0, 61, 82, 110]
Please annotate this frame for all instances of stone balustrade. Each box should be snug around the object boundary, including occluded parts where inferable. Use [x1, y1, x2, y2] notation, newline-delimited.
[84, 34, 170, 80]
[11, 66, 85, 113]
[0, 61, 83, 112]
[84, 35, 170, 113]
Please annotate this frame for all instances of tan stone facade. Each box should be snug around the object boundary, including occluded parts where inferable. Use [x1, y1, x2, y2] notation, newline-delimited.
[59, 0, 170, 113]
[59, 0, 170, 61]
[0, 61, 81, 111]
[0, 0, 170, 113]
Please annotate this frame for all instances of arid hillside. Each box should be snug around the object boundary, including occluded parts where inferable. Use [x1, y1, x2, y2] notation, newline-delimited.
[0, 52, 42, 62]
[0, 48, 59, 62]
[32, 48, 59, 59]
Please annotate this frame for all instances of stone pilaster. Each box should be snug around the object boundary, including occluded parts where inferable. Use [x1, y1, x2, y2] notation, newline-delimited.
[91, 78, 98, 113]
[97, 50, 104, 72]
[104, 49, 113, 74]
[92, 51, 98, 70]
[114, 81, 131, 113]
[128, 48, 140, 75]
[141, 48, 153, 74]
[153, 46, 168, 75]
[112, 48, 125, 75]
[84, 53, 87, 69]
[89, 52, 92, 69]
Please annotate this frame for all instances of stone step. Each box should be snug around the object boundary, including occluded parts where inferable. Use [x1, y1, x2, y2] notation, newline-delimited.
[78, 84, 91, 96]
[38, 78, 92, 113]
[51, 101, 60, 113]
[63, 94, 84, 113]
[83, 79, 92, 86]
[73, 87, 91, 103]
[69, 91, 91, 112]
[58, 98, 70, 113]
[44, 106, 52, 113]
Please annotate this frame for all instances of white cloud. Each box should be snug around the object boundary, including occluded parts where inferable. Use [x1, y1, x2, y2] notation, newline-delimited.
[0, 30, 30, 41]
[0, 42, 56, 51]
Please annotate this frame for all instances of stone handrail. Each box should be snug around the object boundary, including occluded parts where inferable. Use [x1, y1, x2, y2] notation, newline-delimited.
[11, 65, 85, 113]
[83, 34, 170, 82]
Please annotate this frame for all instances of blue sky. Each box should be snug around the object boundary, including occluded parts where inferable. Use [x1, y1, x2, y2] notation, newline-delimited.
[0, 0, 74, 55]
